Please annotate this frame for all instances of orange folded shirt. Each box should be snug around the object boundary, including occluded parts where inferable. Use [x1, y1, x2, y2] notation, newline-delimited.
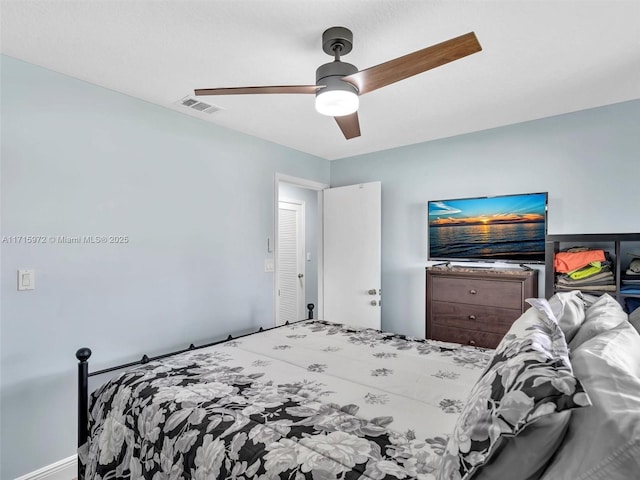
[554, 250, 606, 273]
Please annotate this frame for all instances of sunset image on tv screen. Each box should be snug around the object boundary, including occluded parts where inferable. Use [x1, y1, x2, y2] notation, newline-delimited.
[428, 192, 547, 262]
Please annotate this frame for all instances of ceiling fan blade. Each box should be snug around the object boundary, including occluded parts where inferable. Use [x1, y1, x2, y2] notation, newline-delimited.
[342, 32, 482, 95]
[334, 112, 361, 140]
[195, 85, 322, 96]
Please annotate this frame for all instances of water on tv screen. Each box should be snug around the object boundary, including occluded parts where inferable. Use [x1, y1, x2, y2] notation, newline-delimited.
[428, 192, 547, 263]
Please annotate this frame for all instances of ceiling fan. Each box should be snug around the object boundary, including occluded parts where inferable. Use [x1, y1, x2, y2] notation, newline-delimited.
[194, 27, 482, 140]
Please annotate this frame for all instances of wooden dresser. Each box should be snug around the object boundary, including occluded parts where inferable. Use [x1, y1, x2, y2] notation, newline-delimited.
[426, 266, 538, 348]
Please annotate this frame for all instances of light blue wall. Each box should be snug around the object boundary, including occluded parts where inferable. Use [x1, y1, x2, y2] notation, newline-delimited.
[0, 55, 329, 479]
[331, 99, 640, 337]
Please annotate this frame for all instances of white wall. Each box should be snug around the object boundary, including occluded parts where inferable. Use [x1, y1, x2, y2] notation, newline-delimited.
[0, 55, 330, 479]
[330, 99, 640, 337]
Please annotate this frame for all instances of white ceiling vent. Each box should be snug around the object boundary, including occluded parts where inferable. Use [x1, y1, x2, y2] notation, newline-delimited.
[175, 96, 223, 114]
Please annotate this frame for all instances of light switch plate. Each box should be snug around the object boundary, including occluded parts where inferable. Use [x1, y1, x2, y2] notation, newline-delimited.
[264, 259, 274, 272]
[18, 269, 35, 291]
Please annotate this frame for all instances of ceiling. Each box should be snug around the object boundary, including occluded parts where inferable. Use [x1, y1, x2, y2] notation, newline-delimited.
[2, 1, 639, 160]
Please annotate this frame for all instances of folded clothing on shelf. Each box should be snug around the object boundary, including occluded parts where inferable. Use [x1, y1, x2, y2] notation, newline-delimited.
[556, 271, 614, 286]
[553, 248, 616, 294]
[626, 297, 640, 314]
[620, 285, 640, 295]
[555, 256, 615, 295]
[555, 284, 617, 292]
[554, 249, 606, 273]
[567, 261, 603, 280]
[622, 274, 640, 285]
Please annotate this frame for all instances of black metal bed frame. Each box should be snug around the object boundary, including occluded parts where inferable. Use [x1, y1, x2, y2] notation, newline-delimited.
[75, 304, 314, 479]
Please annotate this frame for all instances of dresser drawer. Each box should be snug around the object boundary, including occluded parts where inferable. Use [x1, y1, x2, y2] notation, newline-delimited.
[431, 324, 504, 349]
[430, 301, 520, 334]
[430, 276, 523, 309]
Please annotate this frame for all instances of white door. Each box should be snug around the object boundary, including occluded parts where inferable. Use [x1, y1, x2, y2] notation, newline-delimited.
[323, 182, 381, 329]
[277, 201, 305, 325]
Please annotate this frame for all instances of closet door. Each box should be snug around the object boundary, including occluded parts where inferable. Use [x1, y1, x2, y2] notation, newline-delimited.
[276, 201, 305, 324]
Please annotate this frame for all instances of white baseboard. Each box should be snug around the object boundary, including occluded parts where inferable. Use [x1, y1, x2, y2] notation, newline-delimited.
[14, 455, 77, 480]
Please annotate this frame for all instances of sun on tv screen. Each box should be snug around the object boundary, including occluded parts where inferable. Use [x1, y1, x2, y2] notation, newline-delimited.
[428, 192, 547, 264]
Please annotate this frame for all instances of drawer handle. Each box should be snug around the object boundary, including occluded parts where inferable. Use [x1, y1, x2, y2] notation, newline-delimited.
[468, 315, 476, 320]
[469, 289, 477, 295]
[469, 339, 476, 346]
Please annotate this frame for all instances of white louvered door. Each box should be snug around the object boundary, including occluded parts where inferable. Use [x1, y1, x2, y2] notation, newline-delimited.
[277, 201, 305, 325]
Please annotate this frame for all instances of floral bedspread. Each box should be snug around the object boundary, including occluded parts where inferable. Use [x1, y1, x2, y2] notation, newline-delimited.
[81, 320, 491, 480]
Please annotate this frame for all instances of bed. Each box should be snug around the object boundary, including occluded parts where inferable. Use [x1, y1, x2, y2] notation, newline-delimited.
[76, 292, 640, 480]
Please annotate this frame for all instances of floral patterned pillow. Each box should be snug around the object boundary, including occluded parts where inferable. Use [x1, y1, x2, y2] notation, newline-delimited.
[437, 308, 592, 480]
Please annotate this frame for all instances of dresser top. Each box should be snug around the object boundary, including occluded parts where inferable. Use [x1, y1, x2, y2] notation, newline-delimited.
[426, 265, 537, 278]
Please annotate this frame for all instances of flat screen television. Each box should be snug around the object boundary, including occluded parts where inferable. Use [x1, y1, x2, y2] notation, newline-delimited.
[428, 192, 547, 264]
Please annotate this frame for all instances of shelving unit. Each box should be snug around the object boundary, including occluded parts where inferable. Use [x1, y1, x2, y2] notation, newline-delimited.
[545, 233, 640, 306]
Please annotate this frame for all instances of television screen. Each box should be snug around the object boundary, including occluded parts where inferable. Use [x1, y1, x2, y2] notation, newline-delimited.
[428, 192, 547, 263]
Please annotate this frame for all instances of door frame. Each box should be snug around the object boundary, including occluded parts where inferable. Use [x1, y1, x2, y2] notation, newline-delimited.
[274, 173, 329, 325]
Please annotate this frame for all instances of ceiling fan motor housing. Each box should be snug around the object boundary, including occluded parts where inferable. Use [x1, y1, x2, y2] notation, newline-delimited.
[315, 61, 359, 95]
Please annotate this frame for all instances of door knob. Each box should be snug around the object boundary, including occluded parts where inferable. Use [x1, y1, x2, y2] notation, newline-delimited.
[298, 273, 304, 278]
[368, 289, 377, 295]
[370, 300, 377, 306]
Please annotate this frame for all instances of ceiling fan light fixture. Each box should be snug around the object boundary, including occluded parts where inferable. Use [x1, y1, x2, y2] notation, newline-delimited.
[315, 61, 359, 117]
[315, 88, 359, 116]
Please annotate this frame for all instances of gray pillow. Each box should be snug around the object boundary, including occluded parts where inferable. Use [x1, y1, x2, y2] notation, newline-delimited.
[629, 307, 640, 334]
[473, 411, 571, 480]
[527, 294, 587, 344]
[568, 294, 627, 350]
[540, 321, 640, 480]
[547, 291, 586, 342]
[436, 308, 591, 480]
